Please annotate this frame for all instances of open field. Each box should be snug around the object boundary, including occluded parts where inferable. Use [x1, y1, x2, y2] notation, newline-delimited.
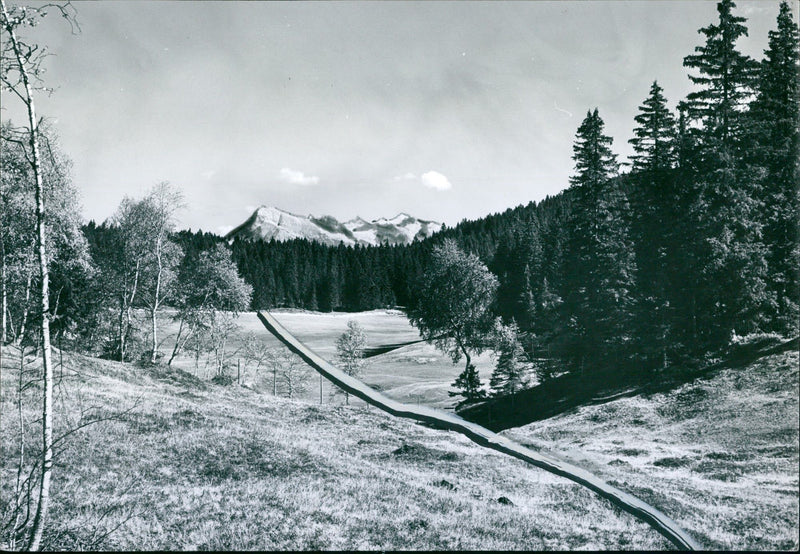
[161, 309, 495, 409]
[0, 346, 668, 550]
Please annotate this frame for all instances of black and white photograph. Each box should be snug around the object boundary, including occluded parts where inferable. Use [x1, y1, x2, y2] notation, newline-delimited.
[1, 0, 798, 550]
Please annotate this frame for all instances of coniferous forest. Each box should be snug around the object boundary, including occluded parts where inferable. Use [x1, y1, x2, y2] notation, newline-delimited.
[76, 0, 799, 382]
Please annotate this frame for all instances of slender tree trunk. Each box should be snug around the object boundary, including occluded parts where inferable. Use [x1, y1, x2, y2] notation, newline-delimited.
[167, 317, 185, 366]
[17, 271, 32, 344]
[117, 296, 126, 362]
[13, 346, 27, 533]
[218, 333, 227, 375]
[1, 239, 6, 344]
[27, 74, 53, 554]
[149, 306, 157, 364]
[1, 1, 54, 546]
[149, 240, 163, 364]
[123, 259, 141, 362]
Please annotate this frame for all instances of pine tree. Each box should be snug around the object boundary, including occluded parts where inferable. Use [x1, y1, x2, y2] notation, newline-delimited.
[629, 81, 677, 175]
[628, 82, 679, 369]
[561, 109, 636, 372]
[451, 363, 485, 402]
[683, 0, 758, 156]
[682, 0, 769, 347]
[748, 0, 800, 334]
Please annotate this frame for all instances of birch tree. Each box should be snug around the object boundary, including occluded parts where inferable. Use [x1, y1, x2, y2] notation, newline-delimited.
[138, 182, 184, 364]
[168, 244, 251, 366]
[0, 1, 78, 549]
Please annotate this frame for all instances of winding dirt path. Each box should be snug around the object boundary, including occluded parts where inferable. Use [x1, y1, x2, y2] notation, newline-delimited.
[257, 310, 700, 550]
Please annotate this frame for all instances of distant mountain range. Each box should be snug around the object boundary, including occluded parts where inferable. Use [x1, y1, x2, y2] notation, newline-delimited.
[225, 205, 443, 246]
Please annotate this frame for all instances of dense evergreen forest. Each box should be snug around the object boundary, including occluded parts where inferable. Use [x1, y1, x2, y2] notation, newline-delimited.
[9, 0, 799, 382]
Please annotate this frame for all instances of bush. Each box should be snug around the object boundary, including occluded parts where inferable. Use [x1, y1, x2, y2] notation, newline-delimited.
[211, 373, 235, 386]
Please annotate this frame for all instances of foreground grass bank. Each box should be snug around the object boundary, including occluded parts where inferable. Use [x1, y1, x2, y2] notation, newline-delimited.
[503, 348, 799, 550]
[1, 347, 668, 551]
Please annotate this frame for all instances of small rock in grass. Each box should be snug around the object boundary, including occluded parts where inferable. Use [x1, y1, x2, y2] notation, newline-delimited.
[497, 496, 514, 506]
[434, 479, 456, 490]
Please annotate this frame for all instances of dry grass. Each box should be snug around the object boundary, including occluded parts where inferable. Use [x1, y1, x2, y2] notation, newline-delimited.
[503, 349, 800, 550]
[163, 309, 495, 409]
[0, 346, 670, 551]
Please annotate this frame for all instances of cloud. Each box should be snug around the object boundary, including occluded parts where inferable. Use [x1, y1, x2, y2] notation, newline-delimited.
[393, 172, 417, 182]
[279, 167, 319, 186]
[217, 225, 234, 235]
[421, 171, 452, 191]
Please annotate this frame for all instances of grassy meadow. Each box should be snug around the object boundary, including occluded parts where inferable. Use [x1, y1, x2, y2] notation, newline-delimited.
[162, 309, 495, 409]
[0, 345, 668, 551]
[1, 309, 797, 550]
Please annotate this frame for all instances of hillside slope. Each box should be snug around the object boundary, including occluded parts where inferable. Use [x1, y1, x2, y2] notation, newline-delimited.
[502, 348, 799, 550]
[2, 345, 795, 550]
[0, 347, 669, 551]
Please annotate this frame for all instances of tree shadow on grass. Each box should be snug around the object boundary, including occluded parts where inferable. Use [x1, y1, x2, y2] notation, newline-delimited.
[458, 337, 798, 432]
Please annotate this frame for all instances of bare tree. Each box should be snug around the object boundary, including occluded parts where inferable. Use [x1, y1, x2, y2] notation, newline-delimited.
[263, 347, 288, 396]
[238, 332, 271, 387]
[0, 1, 78, 550]
[277, 351, 310, 399]
[209, 311, 239, 377]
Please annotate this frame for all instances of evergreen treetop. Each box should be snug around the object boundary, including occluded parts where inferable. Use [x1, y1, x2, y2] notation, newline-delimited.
[569, 108, 619, 190]
[629, 81, 677, 174]
[683, 0, 758, 152]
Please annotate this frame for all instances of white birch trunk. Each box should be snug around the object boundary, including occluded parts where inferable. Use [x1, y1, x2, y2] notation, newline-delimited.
[1, 1, 54, 548]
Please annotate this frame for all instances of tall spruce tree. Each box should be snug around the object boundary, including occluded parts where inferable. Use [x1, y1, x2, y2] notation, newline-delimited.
[682, 0, 769, 347]
[628, 82, 679, 369]
[561, 109, 636, 372]
[683, 0, 758, 153]
[669, 102, 706, 351]
[629, 81, 678, 175]
[748, 0, 799, 334]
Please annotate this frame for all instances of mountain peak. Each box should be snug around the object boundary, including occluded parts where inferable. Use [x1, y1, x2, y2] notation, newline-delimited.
[226, 206, 442, 246]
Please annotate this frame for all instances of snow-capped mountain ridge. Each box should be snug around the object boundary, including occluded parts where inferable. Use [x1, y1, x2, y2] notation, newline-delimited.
[225, 206, 442, 246]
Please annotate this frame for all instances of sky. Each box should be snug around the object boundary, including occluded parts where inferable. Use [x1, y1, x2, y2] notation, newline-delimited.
[2, 0, 789, 234]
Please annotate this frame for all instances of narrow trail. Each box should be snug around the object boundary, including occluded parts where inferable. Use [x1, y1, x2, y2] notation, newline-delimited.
[257, 311, 701, 551]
